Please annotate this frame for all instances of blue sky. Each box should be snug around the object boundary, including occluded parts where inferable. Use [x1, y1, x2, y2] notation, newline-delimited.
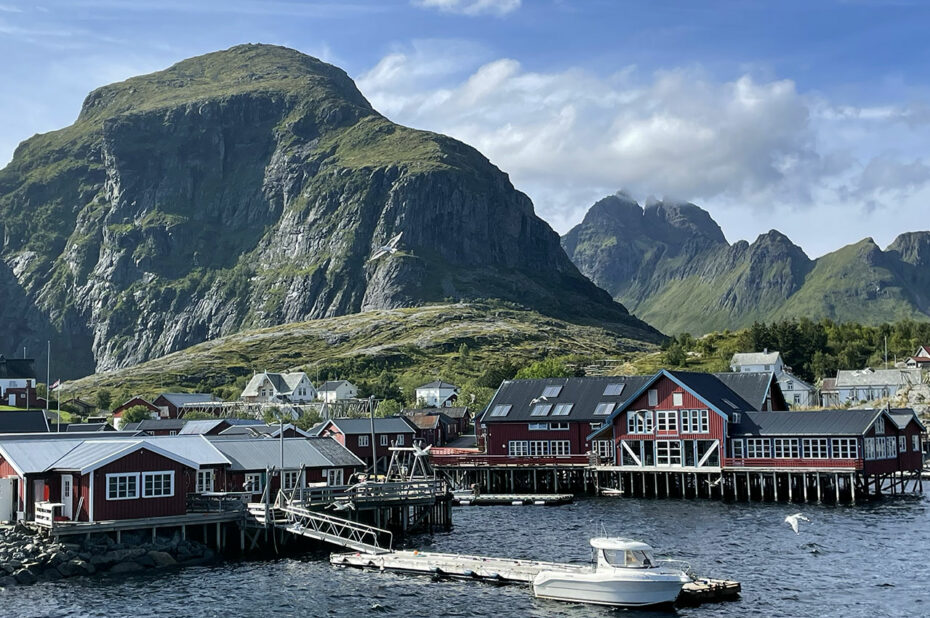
[2, 0, 930, 256]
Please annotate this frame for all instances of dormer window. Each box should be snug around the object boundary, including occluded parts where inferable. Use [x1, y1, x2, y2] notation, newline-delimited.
[542, 385, 563, 398]
[603, 383, 625, 396]
[875, 416, 885, 435]
[530, 404, 552, 416]
[730, 412, 741, 424]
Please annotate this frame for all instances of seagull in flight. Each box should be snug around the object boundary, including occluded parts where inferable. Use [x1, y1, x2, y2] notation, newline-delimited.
[412, 443, 432, 458]
[706, 476, 723, 488]
[530, 396, 549, 405]
[328, 500, 356, 512]
[785, 513, 810, 534]
[367, 232, 403, 262]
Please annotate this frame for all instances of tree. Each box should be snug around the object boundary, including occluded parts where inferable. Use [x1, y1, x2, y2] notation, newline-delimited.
[121, 406, 154, 424]
[263, 406, 283, 424]
[294, 409, 323, 431]
[375, 399, 402, 417]
[664, 342, 687, 367]
[95, 389, 112, 412]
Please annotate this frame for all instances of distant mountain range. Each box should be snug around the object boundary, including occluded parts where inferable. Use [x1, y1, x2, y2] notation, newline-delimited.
[562, 192, 930, 334]
[0, 45, 660, 378]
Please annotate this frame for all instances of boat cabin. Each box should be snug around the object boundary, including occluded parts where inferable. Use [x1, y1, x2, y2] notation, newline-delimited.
[592, 537, 657, 569]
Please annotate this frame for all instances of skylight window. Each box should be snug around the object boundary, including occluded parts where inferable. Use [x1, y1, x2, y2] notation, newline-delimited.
[722, 399, 740, 410]
[603, 383, 625, 396]
[542, 385, 563, 398]
[552, 403, 573, 416]
[489, 404, 512, 417]
[594, 402, 614, 415]
[530, 404, 553, 416]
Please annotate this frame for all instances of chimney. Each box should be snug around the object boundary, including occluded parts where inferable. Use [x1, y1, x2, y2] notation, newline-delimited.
[763, 348, 768, 354]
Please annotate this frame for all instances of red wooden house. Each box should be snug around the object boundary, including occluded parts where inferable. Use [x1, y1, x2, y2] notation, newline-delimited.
[314, 417, 417, 472]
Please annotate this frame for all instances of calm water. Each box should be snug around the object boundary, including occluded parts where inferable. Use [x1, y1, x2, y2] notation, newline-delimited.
[4, 495, 929, 617]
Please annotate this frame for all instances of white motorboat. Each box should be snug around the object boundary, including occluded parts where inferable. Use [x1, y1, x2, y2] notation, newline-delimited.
[533, 537, 691, 607]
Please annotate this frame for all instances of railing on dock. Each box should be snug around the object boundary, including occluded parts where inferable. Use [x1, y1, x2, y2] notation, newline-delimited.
[279, 502, 393, 554]
[34, 501, 62, 529]
[430, 453, 591, 467]
[724, 457, 863, 470]
[186, 493, 249, 513]
[287, 479, 449, 508]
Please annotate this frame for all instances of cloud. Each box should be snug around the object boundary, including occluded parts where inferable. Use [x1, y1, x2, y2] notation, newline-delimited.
[357, 44, 930, 254]
[413, 0, 520, 17]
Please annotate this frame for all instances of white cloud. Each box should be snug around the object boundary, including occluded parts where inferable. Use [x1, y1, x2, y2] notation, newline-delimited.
[357, 45, 930, 256]
[413, 0, 520, 17]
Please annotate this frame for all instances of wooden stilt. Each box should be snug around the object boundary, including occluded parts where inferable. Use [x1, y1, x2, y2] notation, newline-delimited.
[773, 473, 778, 502]
[850, 473, 856, 505]
[834, 473, 840, 502]
[816, 473, 821, 502]
[746, 472, 751, 501]
[787, 473, 792, 502]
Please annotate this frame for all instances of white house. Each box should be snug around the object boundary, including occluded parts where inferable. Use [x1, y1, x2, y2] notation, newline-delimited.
[240, 371, 316, 404]
[730, 350, 784, 374]
[905, 345, 930, 369]
[834, 368, 922, 404]
[316, 380, 358, 403]
[731, 350, 816, 409]
[414, 381, 459, 408]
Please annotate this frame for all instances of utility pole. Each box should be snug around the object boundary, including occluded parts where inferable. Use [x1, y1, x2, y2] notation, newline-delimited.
[884, 336, 888, 369]
[369, 395, 377, 475]
[46, 340, 50, 412]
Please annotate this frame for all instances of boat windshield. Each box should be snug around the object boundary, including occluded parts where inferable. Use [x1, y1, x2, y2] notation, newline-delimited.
[603, 549, 655, 568]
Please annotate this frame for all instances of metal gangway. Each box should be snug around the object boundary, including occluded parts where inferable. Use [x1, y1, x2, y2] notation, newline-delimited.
[277, 501, 393, 554]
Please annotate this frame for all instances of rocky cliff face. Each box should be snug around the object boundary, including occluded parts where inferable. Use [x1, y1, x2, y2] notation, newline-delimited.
[0, 45, 660, 377]
[563, 192, 930, 334]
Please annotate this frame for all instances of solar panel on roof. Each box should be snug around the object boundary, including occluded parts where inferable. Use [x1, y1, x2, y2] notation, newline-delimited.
[603, 384, 625, 396]
[489, 404, 511, 417]
[551, 403, 573, 416]
[530, 404, 552, 416]
[594, 402, 614, 415]
[542, 385, 562, 397]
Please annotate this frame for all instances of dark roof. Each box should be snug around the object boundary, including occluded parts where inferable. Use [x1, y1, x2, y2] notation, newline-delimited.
[0, 357, 37, 380]
[437, 407, 470, 419]
[403, 407, 469, 420]
[208, 437, 363, 471]
[156, 393, 214, 407]
[319, 417, 416, 435]
[714, 372, 774, 411]
[417, 381, 458, 390]
[122, 419, 188, 432]
[407, 415, 441, 430]
[318, 380, 354, 391]
[0, 410, 49, 433]
[480, 376, 651, 424]
[888, 408, 925, 431]
[730, 409, 885, 437]
[65, 422, 114, 432]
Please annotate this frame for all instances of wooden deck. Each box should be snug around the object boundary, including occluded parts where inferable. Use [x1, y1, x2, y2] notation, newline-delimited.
[36, 510, 243, 536]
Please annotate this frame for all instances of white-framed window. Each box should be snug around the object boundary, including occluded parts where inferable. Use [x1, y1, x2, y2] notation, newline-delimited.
[594, 402, 614, 416]
[773, 438, 799, 459]
[656, 440, 682, 466]
[106, 473, 139, 500]
[380, 434, 388, 447]
[603, 384, 625, 396]
[656, 410, 678, 432]
[914, 435, 921, 452]
[793, 394, 801, 404]
[647, 389, 658, 406]
[358, 435, 369, 447]
[142, 471, 174, 498]
[326, 469, 344, 485]
[244, 472, 264, 493]
[528, 422, 548, 431]
[898, 436, 906, 454]
[803, 438, 829, 459]
[531, 404, 552, 416]
[542, 385, 563, 398]
[746, 438, 770, 458]
[672, 392, 683, 407]
[508, 440, 528, 457]
[681, 409, 709, 433]
[551, 403, 573, 416]
[731, 439, 744, 458]
[627, 410, 653, 434]
[396, 434, 405, 446]
[529, 440, 550, 456]
[196, 469, 214, 493]
[832, 438, 858, 459]
[876, 437, 886, 459]
[886, 436, 896, 457]
[875, 416, 885, 435]
[489, 404, 512, 417]
[549, 422, 569, 431]
[593, 440, 614, 459]
[282, 470, 302, 491]
[550, 440, 571, 456]
[864, 437, 875, 460]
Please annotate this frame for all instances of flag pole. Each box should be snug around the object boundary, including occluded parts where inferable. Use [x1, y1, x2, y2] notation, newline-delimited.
[57, 384, 61, 432]
[46, 340, 50, 413]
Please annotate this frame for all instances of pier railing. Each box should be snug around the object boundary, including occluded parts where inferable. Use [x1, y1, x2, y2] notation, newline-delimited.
[34, 501, 62, 528]
[430, 453, 591, 467]
[286, 479, 449, 508]
[186, 493, 249, 513]
[724, 457, 863, 470]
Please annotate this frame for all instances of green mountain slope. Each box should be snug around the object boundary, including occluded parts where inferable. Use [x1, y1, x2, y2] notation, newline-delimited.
[0, 45, 660, 377]
[562, 193, 930, 334]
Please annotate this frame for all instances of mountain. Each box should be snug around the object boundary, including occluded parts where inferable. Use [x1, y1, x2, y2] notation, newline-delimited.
[0, 45, 660, 378]
[562, 192, 930, 334]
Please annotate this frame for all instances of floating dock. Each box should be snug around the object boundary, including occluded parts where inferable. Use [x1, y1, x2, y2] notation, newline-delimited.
[330, 549, 740, 606]
[452, 493, 573, 506]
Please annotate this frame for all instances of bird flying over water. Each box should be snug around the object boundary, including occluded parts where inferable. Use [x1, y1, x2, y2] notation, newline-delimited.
[530, 396, 549, 405]
[706, 476, 723, 488]
[412, 443, 432, 458]
[785, 513, 810, 534]
[367, 232, 403, 262]
[328, 500, 356, 512]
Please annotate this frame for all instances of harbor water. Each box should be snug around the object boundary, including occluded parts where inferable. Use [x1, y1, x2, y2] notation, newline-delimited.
[4, 495, 928, 617]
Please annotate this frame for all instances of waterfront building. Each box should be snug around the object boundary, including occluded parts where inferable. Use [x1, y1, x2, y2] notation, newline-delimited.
[314, 417, 417, 472]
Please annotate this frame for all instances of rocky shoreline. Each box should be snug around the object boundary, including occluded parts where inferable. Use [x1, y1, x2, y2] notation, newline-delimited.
[0, 524, 216, 587]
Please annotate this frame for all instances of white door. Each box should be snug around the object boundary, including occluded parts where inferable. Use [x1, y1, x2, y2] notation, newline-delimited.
[7, 395, 13, 406]
[327, 469, 343, 486]
[60, 475, 73, 519]
[0, 478, 13, 522]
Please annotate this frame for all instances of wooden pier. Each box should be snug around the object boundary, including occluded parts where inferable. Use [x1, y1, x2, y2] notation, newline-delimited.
[453, 493, 573, 506]
[331, 549, 740, 606]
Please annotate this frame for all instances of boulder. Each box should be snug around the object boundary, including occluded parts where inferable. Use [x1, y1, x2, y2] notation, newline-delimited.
[0, 575, 17, 588]
[108, 561, 143, 574]
[147, 551, 177, 568]
[14, 568, 37, 585]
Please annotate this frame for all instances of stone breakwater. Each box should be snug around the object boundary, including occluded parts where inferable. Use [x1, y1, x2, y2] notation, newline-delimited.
[0, 524, 216, 587]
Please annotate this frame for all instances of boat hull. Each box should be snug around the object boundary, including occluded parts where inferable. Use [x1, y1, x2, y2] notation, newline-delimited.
[533, 570, 686, 607]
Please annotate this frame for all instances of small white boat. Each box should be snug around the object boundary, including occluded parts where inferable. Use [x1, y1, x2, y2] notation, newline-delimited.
[600, 488, 623, 496]
[533, 537, 691, 607]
